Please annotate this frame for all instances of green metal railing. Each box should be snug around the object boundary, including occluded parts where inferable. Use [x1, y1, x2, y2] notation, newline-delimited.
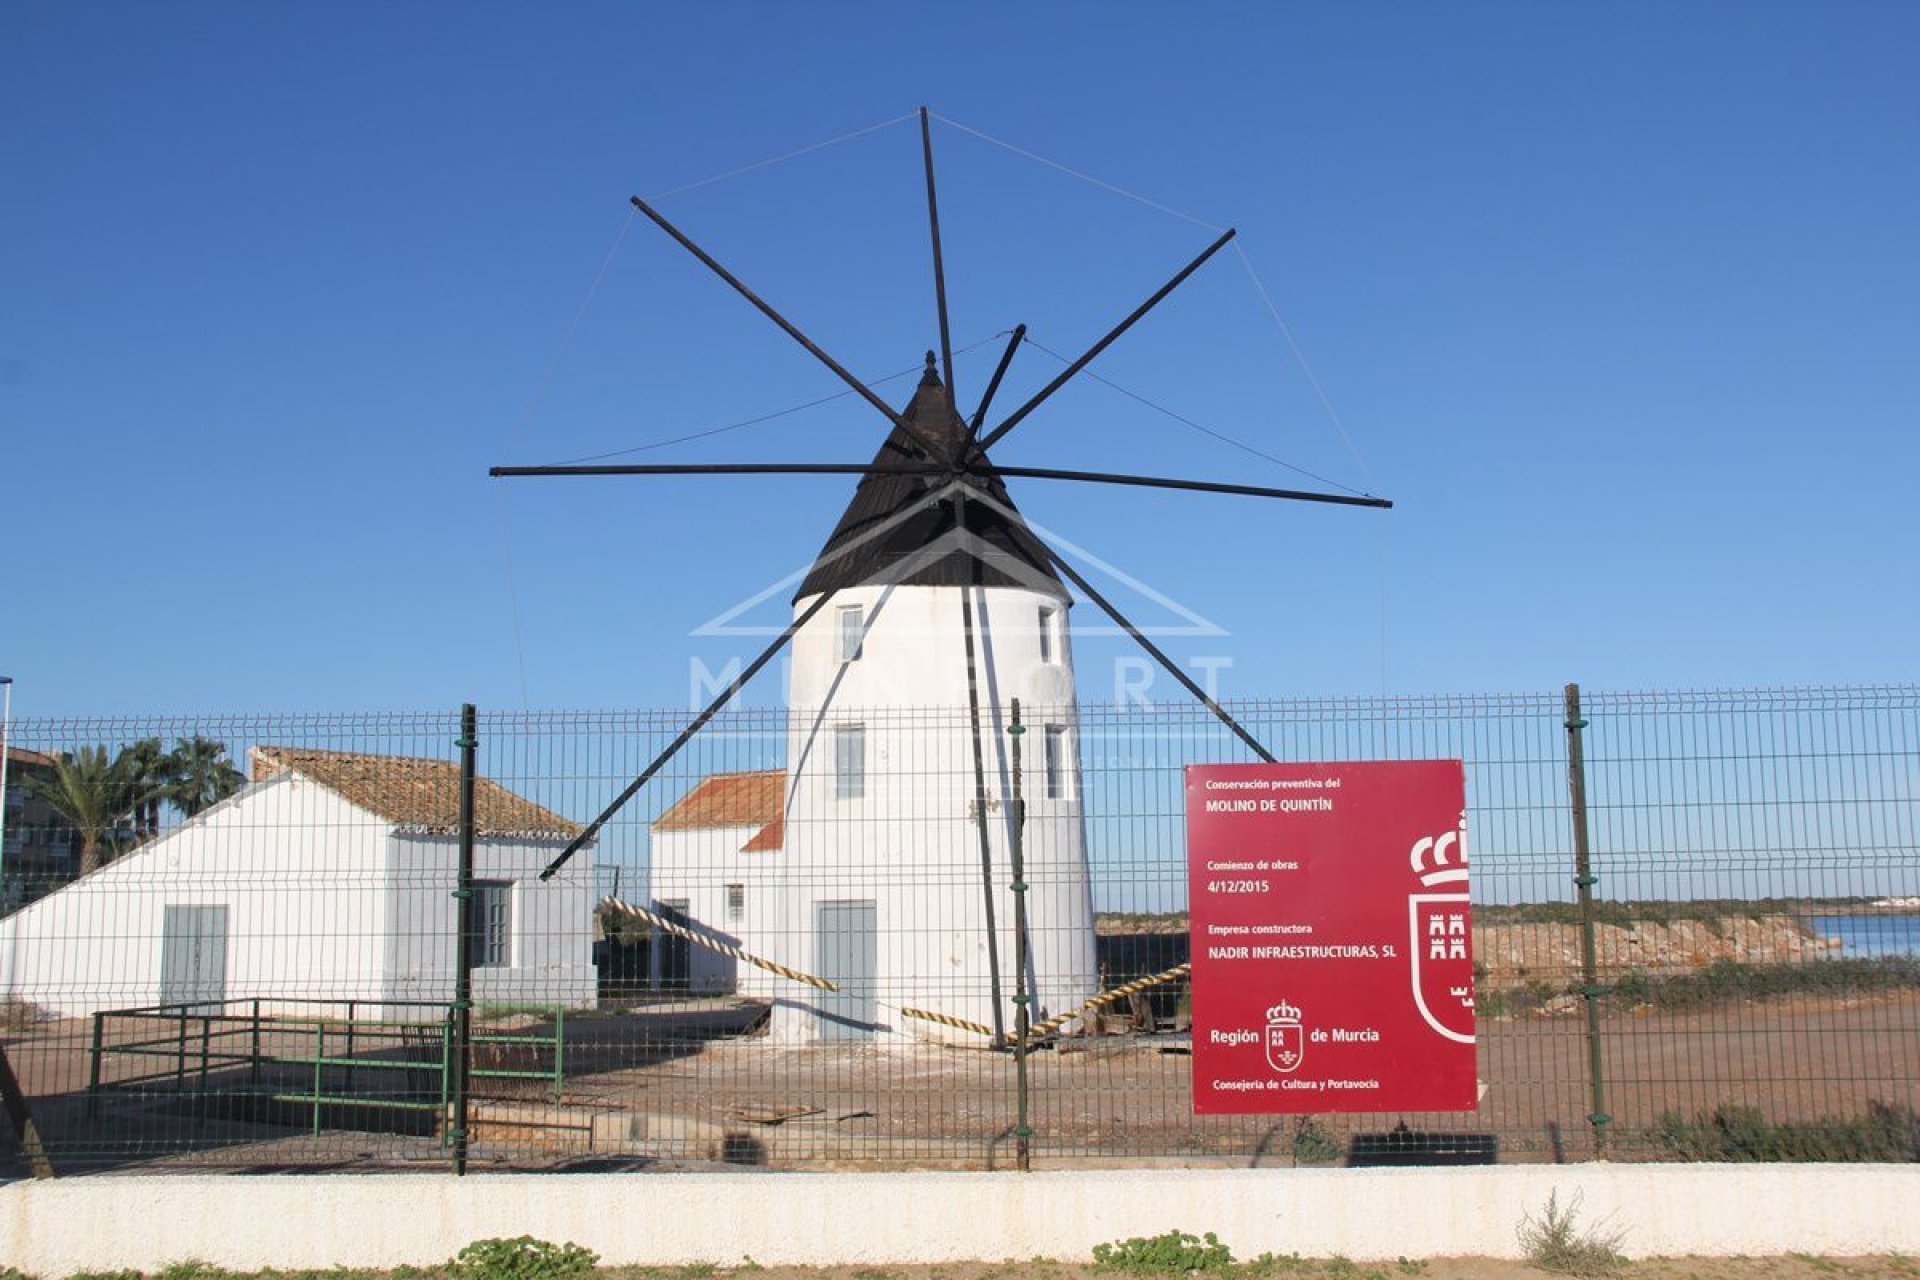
[85, 997, 566, 1142]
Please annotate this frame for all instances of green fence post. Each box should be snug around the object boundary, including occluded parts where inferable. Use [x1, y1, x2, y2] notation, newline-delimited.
[451, 703, 477, 1175]
[86, 1012, 105, 1119]
[1565, 682, 1611, 1159]
[312, 1022, 324, 1137]
[1007, 698, 1032, 1173]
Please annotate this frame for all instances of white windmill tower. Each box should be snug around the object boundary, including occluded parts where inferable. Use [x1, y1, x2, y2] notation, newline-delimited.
[767, 353, 1097, 1043]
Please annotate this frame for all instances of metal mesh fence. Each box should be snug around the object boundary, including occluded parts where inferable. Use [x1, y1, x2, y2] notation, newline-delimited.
[0, 686, 1914, 1176]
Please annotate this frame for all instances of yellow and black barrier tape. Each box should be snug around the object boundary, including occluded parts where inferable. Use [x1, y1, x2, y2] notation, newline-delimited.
[1021, 962, 1193, 1041]
[900, 1007, 997, 1038]
[600, 896, 837, 991]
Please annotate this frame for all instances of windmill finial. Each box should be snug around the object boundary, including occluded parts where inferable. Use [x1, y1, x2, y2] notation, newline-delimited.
[922, 350, 941, 385]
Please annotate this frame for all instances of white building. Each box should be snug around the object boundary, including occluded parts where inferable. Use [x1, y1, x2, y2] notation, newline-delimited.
[0, 745, 598, 1020]
[650, 356, 1099, 1043]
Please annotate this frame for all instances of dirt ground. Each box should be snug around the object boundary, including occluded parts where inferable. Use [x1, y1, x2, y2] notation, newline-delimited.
[2, 988, 1916, 1173]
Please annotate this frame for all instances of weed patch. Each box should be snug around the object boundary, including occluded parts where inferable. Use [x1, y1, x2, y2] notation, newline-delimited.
[1517, 1191, 1626, 1278]
[1092, 1232, 1234, 1274]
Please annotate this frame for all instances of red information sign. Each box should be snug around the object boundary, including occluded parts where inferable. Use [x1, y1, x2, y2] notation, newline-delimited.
[1185, 760, 1475, 1114]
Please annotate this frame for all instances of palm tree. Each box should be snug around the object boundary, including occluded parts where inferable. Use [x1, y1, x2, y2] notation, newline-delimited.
[164, 737, 246, 818]
[118, 737, 169, 841]
[27, 746, 141, 876]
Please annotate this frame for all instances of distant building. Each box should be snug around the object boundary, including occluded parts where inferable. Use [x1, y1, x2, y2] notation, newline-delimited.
[2, 746, 80, 911]
[0, 745, 598, 1019]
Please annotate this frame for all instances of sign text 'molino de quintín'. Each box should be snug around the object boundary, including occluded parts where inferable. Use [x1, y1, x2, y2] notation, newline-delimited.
[1185, 760, 1476, 1115]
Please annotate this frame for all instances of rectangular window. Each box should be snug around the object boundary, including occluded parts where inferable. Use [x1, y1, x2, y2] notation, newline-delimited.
[1038, 605, 1057, 664]
[837, 604, 864, 662]
[726, 883, 745, 922]
[1044, 726, 1068, 800]
[465, 881, 512, 968]
[834, 724, 866, 800]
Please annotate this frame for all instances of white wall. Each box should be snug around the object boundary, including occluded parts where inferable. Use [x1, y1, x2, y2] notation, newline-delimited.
[776, 583, 1098, 1044]
[5, 1166, 1919, 1273]
[647, 826, 791, 996]
[384, 833, 597, 1012]
[0, 774, 389, 1018]
[0, 778, 597, 1020]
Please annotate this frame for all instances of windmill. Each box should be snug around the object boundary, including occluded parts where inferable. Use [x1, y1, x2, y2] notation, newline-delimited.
[493, 109, 1391, 1045]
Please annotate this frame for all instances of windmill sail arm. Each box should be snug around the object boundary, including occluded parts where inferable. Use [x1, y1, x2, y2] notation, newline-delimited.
[491, 462, 950, 479]
[966, 323, 1027, 443]
[988, 465, 1392, 509]
[628, 194, 958, 467]
[973, 228, 1237, 456]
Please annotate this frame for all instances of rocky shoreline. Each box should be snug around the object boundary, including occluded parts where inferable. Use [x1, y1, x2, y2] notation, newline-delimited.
[1473, 914, 1838, 985]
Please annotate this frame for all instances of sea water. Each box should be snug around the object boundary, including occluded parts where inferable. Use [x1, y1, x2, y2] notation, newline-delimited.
[1810, 913, 1920, 958]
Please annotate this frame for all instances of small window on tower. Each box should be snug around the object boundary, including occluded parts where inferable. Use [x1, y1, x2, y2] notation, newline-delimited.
[1038, 605, 1058, 664]
[726, 884, 745, 922]
[1044, 725, 1068, 800]
[834, 724, 866, 800]
[838, 604, 864, 662]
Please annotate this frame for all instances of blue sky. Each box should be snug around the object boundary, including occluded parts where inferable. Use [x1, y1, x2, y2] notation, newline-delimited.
[4, 2, 1917, 719]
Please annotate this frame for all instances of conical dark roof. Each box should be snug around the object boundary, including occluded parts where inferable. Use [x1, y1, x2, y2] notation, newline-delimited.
[794, 354, 1068, 602]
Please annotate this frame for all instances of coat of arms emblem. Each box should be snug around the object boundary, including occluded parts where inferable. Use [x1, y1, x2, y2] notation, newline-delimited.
[1264, 1000, 1305, 1073]
[1408, 812, 1476, 1044]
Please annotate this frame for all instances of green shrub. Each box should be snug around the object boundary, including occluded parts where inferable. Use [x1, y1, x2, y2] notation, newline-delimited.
[1290, 1118, 1343, 1166]
[1655, 1100, 1920, 1162]
[449, 1237, 599, 1280]
[1092, 1231, 1234, 1274]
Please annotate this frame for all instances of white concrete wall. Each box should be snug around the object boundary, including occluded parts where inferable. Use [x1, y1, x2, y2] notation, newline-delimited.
[384, 833, 597, 1012]
[776, 583, 1098, 1044]
[0, 775, 389, 1017]
[4, 1166, 1919, 1273]
[647, 827, 790, 996]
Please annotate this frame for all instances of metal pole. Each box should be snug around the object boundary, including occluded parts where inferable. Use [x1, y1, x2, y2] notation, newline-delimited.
[1564, 683, 1610, 1158]
[919, 106, 959, 410]
[1007, 700, 1032, 1172]
[452, 703, 477, 1175]
[0, 676, 13, 913]
[541, 587, 841, 879]
[954, 494, 1007, 1046]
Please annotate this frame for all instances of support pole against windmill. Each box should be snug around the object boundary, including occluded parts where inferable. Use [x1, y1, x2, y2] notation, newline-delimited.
[953, 490, 1008, 1046]
[539, 587, 841, 880]
[1041, 547, 1276, 763]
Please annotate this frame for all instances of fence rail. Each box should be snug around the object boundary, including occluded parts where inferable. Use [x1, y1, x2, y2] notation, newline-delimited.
[0, 685, 1914, 1175]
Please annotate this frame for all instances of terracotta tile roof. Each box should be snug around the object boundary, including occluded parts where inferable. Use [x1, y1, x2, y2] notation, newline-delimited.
[655, 769, 785, 852]
[250, 746, 582, 840]
[740, 814, 784, 852]
[3, 746, 57, 768]
[654, 769, 782, 831]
